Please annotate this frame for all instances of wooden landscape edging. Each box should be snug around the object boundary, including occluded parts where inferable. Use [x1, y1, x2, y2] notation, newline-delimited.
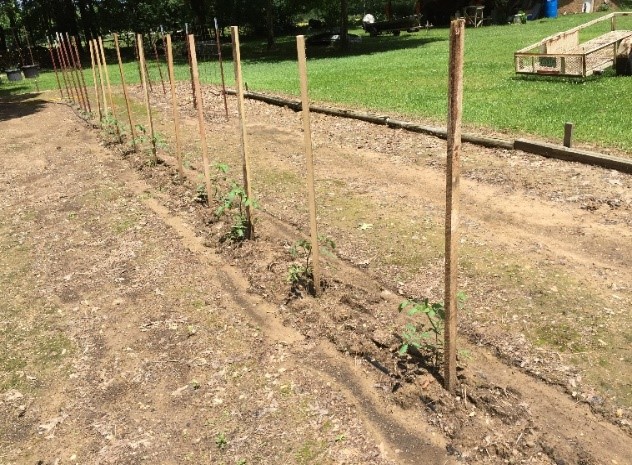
[514, 139, 632, 174]
[225, 89, 632, 174]
[224, 89, 513, 149]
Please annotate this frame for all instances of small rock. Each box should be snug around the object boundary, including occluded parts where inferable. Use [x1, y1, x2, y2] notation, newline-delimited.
[380, 289, 394, 300]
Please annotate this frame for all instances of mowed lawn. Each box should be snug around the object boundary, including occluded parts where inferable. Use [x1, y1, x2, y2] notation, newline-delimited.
[4, 12, 632, 152]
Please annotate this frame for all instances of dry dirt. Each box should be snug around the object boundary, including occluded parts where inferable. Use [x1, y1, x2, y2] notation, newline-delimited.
[0, 84, 631, 465]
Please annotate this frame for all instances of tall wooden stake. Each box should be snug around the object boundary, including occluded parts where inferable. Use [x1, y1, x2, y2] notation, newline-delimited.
[160, 26, 170, 85]
[56, 42, 72, 102]
[296, 35, 322, 296]
[185, 23, 197, 109]
[188, 34, 213, 205]
[62, 34, 86, 111]
[98, 36, 122, 141]
[134, 36, 143, 84]
[57, 33, 82, 109]
[151, 30, 167, 95]
[231, 26, 254, 239]
[138, 34, 153, 93]
[214, 18, 229, 119]
[444, 19, 465, 394]
[137, 33, 158, 165]
[62, 34, 84, 109]
[88, 39, 102, 121]
[166, 34, 184, 179]
[92, 39, 109, 119]
[114, 33, 137, 150]
[47, 40, 64, 99]
[70, 35, 92, 114]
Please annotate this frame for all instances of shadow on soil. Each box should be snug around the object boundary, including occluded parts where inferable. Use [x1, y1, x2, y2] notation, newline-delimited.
[0, 91, 47, 122]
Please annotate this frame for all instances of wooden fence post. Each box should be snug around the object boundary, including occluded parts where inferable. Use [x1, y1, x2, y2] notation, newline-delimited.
[564, 122, 574, 148]
[231, 26, 255, 239]
[444, 19, 465, 394]
[187, 34, 213, 204]
[296, 35, 322, 296]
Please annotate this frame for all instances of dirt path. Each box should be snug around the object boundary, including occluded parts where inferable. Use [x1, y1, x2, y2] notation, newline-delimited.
[1, 89, 631, 465]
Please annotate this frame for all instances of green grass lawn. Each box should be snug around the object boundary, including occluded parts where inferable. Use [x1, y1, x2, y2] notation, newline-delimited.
[2, 12, 632, 152]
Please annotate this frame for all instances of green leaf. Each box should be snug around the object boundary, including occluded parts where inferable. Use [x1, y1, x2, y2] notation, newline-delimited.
[398, 300, 409, 312]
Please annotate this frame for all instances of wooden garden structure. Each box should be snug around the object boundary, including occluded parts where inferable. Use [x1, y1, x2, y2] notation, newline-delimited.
[514, 12, 632, 77]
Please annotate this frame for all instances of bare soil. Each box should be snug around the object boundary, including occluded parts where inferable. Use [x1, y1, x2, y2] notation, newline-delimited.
[0, 85, 631, 465]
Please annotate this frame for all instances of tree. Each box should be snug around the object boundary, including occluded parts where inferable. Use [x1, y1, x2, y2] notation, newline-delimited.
[339, 0, 348, 49]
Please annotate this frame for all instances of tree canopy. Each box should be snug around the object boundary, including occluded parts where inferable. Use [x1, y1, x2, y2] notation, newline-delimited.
[0, 0, 474, 50]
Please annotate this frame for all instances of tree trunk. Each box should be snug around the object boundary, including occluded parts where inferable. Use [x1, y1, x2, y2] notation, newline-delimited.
[266, 0, 275, 50]
[340, 0, 349, 51]
[0, 26, 6, 53]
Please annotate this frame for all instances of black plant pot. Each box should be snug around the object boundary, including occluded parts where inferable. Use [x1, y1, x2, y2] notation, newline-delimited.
[6, 68, 23, 81]
[21, 64, 40, 79]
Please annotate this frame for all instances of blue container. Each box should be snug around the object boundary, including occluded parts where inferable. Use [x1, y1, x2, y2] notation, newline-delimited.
[544, 0, 558, 18]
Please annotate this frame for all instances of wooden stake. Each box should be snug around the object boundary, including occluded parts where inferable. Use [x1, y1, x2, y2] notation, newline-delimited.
[185, 24, 197, 109]
[114, 33, 137, 151]
[231, 26, 255, 239]
[62, 34, 86, 111]
[47, 40, 64, 100]
[134, 36, 143, 84]
[151, 30, 167, 95]
[564, 122, 574, 148]
[214, 18, 229, 119]
[57, 33, 81, 109]
[88, 39, 102, 121]
[98, 36, 122, 142]
[166, 34, 184, 179]
[444, 19, 465, 394]
[160, 26, 170, 85]
[70, 35, 92, 114]
[67, 35, 86, 111]
[139, 34, 153, 93]
[56, 42, 72, 102]
[92, 39, 109, 118]
[137, 33, 158, 165]
[188, 34, 213, 205]
[296, 35, 322, 296]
